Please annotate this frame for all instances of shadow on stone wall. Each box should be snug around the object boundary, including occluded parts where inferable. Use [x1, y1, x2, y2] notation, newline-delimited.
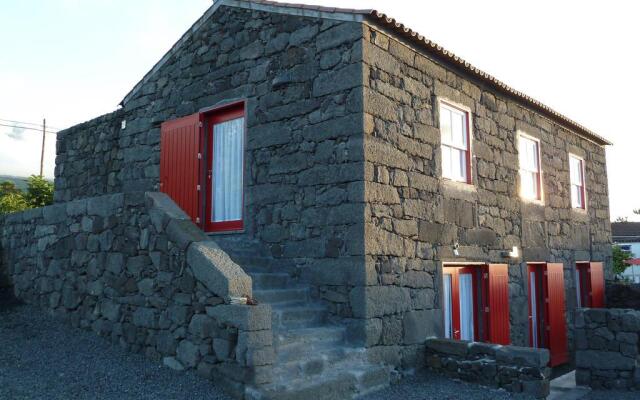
[606, 283, 640, 310]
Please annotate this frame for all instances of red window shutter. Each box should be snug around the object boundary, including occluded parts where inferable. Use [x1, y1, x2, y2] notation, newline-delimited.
[544, 263, 569, 366]
[160, 113, 203, 225]
[487, 264, 510, 345]
[589, 262, 605, 308]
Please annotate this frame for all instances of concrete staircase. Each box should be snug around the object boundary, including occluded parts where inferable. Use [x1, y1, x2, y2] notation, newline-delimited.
[237, 258, 393, 399]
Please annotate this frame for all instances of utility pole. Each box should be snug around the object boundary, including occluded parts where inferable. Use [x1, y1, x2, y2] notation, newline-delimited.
[40, 118, 46, 177]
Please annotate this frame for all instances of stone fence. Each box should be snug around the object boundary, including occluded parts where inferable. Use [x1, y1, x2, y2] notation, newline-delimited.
[0, 192, 273, 397]
[425, 338, 551, 398]
[575, 308, 640, 390]
[606, 283, 640, 310]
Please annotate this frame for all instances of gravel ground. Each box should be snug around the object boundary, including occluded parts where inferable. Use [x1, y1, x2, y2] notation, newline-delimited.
[0, 302, 232, 400]
[1, 301, 636, 400]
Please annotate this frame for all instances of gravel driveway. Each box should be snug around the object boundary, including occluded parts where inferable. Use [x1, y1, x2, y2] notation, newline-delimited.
[0, 301, 635, 400]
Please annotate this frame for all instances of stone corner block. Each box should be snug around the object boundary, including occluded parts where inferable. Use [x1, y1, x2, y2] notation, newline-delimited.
[495, 345, 549, 368]
[187, 241, 252, 300]
[206, 304, 271, 331]
[145, 191, 190, 226]
[167, 219, 208, 250]
[424, 338, 469, 357]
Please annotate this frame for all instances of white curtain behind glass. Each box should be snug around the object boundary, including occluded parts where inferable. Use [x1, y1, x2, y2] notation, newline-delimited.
[212, 117, 244, 222]
[459, 273, 474, 341]
[443, 275, 453, 339]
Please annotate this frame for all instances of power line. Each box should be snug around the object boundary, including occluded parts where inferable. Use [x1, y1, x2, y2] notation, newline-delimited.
[0, 118, 62, 131]
[0, 123, 58, 135]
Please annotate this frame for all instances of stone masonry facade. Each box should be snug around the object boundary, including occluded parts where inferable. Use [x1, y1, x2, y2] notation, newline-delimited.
[359, 23, 611, 359]
[38, 0, 611, 375]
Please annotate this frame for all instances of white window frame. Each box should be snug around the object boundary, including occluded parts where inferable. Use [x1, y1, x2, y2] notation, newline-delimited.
[569, 153, 586, 210]
[517, 132, 543, 203]
[438, 99, 472, 184]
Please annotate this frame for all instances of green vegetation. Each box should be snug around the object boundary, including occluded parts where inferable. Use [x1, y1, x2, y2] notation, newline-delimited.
[612, 244, 633, 276]
[0, 175, 54, 215]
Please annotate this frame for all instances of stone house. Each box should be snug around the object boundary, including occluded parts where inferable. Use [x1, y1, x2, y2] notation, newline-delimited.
[1, 0, 613, 398]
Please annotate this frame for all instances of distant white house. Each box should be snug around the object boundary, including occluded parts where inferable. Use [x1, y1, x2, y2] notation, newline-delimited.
[612, 222, 640, 282]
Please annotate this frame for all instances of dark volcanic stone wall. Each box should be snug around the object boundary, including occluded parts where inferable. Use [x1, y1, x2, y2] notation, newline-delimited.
[54, 5, 367, 318]
[359, 23, 611, 360]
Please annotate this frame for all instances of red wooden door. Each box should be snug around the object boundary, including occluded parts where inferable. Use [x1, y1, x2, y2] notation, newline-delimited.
[589, 262, 605, 308]
[544, 263, 569, 366]
[487, 264, 510, 345]
[160, 112, 203, 225]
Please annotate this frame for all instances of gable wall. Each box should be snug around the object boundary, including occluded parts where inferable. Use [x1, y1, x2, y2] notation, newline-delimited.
[54, 6, 369, 305]
[359, 23, 611, 364]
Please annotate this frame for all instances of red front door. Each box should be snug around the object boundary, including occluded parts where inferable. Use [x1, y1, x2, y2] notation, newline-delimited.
[203, 102, 245, 232]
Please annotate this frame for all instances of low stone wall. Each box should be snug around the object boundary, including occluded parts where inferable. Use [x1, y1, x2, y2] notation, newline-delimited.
[606, 283, 640, 310]
[0, 192, 273, 397]
[575, 308, 640, 390]
[424, 338, 551, 398]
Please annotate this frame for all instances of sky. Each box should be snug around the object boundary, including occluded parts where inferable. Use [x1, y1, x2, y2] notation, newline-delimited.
[1, 0, 638, 220]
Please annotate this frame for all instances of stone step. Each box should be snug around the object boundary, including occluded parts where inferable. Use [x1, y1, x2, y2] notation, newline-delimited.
[271, 304, 328, 329]
[254, 288, 309, 305]
[275, 326, 345, 349]
[233, 256, 297, 274]
[250, 272, 291, 290]
[277, 343, 366, 367]
[247, 363, 391, 400]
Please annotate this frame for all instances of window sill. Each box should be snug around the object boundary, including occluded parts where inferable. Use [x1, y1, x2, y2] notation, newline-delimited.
[521, 197, 544, 207]
[206, 229, 245, 236]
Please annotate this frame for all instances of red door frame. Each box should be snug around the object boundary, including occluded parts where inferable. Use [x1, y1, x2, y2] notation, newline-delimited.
[443, 266, 480, 341]
[576, 262, 591, 308]
[527, 263, 546, 349]
[203, 101, 246, 233]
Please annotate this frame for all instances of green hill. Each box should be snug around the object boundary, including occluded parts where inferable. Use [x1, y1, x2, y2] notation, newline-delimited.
[0, 175, 30, 191]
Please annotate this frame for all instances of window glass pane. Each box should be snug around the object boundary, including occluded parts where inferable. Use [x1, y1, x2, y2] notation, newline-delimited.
[453, 148, 466, 181]
[442, 145, 452, 179]
[443, 274, 453, 339]
[459, 273, 474, 341]
[442, 145, 467, 182]
[521, 170, 538, 199]
[212, 117, 244, 222]
[440, 107, 452, 144]
[571, 184, 583, 208]
[451, 111, 465, 147]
